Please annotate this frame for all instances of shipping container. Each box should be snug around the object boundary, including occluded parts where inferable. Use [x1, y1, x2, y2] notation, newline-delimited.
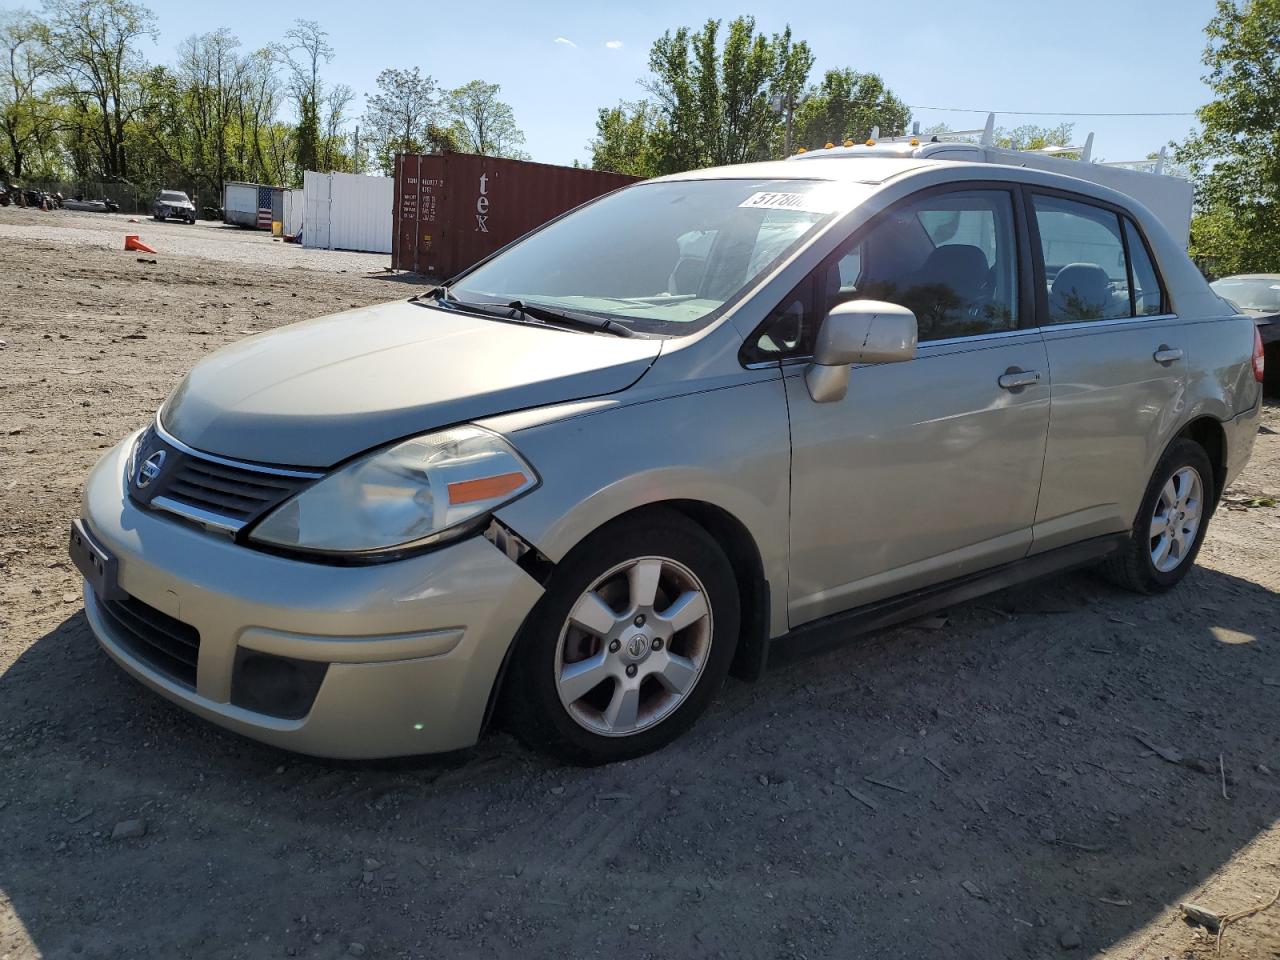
[302, 171, 394, 253]
[223, 181, 277, 229]
[392, 153, 640, 278]
[281, 188, 304, 240]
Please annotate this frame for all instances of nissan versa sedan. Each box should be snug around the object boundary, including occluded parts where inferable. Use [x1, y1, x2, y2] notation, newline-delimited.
[72, 157, 1265, 764]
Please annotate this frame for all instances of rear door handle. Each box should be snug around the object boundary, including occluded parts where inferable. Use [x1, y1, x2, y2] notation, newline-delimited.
[1153, 346, 1183, 364]
[998, 369, 1041, 390]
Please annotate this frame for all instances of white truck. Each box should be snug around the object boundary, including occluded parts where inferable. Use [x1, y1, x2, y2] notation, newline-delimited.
[788, 113, 1194, 248]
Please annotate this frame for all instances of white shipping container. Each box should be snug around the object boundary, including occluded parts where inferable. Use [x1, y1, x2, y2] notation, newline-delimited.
[302, 171, 393, 254]
[282, 188, 304, 239]
[223, 182, 260, 228]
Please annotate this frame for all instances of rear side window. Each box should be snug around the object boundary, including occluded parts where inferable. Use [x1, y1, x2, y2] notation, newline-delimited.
[1033, 196, 1130, 323]
[1124, 218, 1165, 316]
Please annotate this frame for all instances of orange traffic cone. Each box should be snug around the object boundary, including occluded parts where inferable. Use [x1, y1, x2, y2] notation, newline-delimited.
[124, 235, 157, 254]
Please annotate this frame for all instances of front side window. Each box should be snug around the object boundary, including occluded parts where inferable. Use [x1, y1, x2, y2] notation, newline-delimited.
[451, 179, 864, 337]
[822, 189, 1020, 343]
[1033, 195, 1132, 323]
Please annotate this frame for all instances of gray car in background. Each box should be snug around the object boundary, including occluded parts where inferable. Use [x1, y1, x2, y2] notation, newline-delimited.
[153, 189, 196, 223]
[72, 157, 1264, 764]
[1210, 273, 1280, 391]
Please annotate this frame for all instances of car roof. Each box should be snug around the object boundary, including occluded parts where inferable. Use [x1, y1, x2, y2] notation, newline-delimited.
[650, 156, 1153, 207]
[652, 157, 939, 185]
[1212, 274, 1280, 282]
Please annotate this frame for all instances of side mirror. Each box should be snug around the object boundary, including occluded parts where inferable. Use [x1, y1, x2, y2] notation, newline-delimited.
[805, 300, 918, 403]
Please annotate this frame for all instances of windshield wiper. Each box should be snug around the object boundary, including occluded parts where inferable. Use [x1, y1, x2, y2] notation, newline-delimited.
[506, 300, 635, 338]
[412, 287, 635, 337]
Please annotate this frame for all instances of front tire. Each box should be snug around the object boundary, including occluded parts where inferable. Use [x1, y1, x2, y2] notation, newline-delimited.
[505, 510, 740, 764]
[1100, 438, 1214, 594]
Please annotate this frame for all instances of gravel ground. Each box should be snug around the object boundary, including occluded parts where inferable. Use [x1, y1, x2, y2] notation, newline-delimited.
[2, 207, 1279, 960]
[0, 206, 391, 273]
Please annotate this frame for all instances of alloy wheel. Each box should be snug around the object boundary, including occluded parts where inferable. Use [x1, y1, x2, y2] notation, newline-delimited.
[554, 556, 713, 737]
[1149, 466, 1203, 573]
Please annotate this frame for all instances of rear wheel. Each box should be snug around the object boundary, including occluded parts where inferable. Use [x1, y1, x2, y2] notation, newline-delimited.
[505, 510, 739, 764]
[1100, 438, 1214, 593]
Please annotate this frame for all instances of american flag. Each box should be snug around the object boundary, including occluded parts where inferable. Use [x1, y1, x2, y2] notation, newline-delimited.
[257, 185, 273, 229]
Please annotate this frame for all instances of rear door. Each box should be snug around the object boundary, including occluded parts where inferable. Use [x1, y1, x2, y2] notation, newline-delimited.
[1026, 190, 1183, 551]
[767, 184, 1052, 626]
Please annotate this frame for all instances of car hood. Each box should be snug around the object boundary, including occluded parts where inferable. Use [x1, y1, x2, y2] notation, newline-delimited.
[159, 200, 194, 208]
[161, 299, 662, 467]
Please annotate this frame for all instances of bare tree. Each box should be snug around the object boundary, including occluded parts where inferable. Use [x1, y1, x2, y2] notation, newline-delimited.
[275, 18, 331, 109]
[320, 81, 351, 171]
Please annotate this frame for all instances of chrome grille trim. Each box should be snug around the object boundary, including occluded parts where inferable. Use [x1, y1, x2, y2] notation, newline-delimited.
[132, 420, 324, 534]
[154, 418, 324, 479]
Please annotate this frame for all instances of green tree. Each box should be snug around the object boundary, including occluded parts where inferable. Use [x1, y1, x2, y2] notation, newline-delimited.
[0, 10, 53, 179]
[1177, 0, 1280, 272]
[589, 100, 659, 176]
[644, 16, 810, 172]
[793, 68, 909, 150]
[361, 66, 447, 175]
[446, 79, 527, 158]
[996, 122, 1075, 151]
[42, 0, 157, 180]
[293, 89, 318, 180]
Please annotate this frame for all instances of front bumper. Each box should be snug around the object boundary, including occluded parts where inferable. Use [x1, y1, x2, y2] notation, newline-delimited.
[79, 437, 544, 758]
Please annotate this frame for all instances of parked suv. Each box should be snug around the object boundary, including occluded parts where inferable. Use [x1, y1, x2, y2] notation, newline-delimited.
[72, 157, 1264, 764]
[153, 190, 196, 224]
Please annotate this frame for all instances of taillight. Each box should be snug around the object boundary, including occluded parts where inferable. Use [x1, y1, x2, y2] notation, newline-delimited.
[1254, 326, 1266, 383]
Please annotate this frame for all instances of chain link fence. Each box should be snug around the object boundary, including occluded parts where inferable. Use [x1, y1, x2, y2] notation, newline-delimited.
[18, 180, 213, 217]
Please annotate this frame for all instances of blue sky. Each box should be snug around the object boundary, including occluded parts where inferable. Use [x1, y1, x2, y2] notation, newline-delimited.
[130, 0, 1214, 166]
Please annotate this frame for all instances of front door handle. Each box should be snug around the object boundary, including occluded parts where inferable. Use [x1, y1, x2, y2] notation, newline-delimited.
[1153, 346, 1183, 364]
[998, 369, 1041, 390]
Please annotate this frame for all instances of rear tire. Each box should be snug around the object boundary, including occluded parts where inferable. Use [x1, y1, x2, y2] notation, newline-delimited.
[505, 510, 740, 765]
[1100, 438, 1214, 594]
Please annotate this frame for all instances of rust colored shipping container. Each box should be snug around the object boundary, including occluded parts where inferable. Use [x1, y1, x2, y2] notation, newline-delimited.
[392, 153, 639, 278]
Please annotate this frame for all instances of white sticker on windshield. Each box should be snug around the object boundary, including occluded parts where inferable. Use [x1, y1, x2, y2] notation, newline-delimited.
[738, 191, 836, 215]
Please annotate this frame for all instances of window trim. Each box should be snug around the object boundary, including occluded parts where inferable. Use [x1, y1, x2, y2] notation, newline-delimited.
[1023, 185, 1171, 327]
[1121, 214, 1171, 317]
[739, 180, 1031, 364]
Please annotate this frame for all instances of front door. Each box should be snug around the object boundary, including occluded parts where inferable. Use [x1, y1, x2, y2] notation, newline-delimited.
[777, 186, 1052, 626]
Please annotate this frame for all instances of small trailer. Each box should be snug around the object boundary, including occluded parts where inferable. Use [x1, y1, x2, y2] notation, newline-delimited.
[222, 181, 276, 230]
[789, 113, 1194, 248]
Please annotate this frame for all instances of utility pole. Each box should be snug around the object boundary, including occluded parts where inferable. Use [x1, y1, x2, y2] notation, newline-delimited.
[352, 125, 360, 174]
[773, 89, 798, 157]
[784, 89, 795, 157]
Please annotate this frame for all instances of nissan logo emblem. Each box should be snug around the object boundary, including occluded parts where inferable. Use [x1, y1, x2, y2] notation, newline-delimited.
[136, 450, 166, 489]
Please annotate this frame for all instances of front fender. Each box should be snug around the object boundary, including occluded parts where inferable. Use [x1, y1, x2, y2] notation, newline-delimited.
[489, 376, 792, 638]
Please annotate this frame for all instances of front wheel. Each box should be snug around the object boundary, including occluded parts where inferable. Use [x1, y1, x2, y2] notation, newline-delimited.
[505, 510, 740, 764]
[1100, 438, 1214, 594]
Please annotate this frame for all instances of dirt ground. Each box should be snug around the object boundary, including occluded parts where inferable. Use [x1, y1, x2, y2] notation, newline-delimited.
[1, 206, 1279, 960]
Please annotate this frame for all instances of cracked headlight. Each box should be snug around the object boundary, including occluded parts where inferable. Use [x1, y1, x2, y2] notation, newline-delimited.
[249, 425, 537, 557]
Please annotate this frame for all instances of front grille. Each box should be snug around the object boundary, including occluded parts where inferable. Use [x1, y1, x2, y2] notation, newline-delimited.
[165, 456, 309, 525]
[96, 590, 201, 687]
[128, 425, 318, 532]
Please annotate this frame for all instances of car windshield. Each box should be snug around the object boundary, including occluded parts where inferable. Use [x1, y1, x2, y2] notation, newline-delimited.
[1211, 277, 1280, 312]
[160, 191, 189, 203]
[448, 178, 862, 336]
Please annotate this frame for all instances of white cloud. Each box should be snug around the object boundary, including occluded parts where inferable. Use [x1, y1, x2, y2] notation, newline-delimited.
[605, 39, 623, 49]
[554, 36, 577, 48]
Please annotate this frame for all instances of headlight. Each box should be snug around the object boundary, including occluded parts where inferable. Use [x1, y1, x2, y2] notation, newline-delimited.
[249, 425, 538, 556]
